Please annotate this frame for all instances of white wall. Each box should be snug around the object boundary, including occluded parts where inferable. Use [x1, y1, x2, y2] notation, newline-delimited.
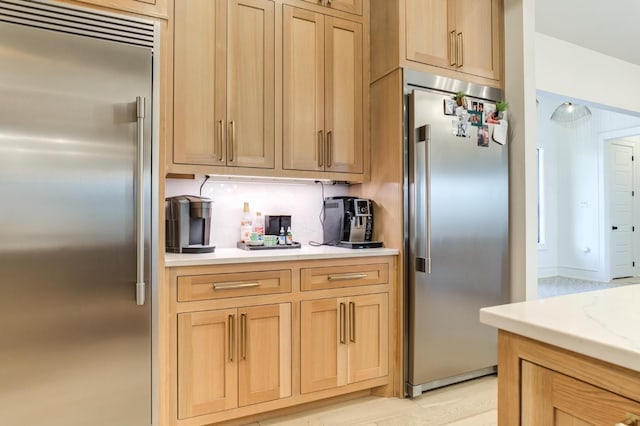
[536, 95, 640, 280]
[536, 33, 640, 114]
[165, 177, 349, 248]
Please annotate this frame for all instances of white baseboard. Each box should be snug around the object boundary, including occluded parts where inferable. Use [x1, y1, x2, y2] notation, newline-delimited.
[537, 266, 558, 278]
[556, 267, 607, 282]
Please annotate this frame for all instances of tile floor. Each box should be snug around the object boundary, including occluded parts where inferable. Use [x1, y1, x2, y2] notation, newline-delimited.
[258, 276, 640, 425]
[258, 375, 497, 426]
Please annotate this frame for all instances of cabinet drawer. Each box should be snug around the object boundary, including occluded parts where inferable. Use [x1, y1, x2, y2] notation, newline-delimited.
[178, 270, 291, 302]
[301, 263, 388, 291]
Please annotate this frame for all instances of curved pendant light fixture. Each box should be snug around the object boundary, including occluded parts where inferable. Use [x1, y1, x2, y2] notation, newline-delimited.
[550, 102, 592, 126]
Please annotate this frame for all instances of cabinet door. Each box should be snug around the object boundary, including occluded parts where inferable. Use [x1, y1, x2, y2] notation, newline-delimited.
[283, 6, 325, 172]
[177, 309, 237, 419]
[324, 16, 363, 173]
[404, 0, 455, 69]
[455, 0, 501, 80]
[227, 0, 275, 168]
[522, 361, 640, 425]
[300, 298, 348, 393]
[238, 303, 292, 406]
[347, 293, 388, 383]
[173, 0, 227, 165]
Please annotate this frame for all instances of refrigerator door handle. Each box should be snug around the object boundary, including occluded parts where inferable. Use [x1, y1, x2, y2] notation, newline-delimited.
[416, 124, 432, 274]
[135, 96, 146, 306]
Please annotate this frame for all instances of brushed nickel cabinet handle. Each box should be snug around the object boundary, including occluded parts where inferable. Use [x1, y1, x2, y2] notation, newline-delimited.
[328, 273, 367, 281]
[228, 120, 235, 162]
[217, 119, 224, 161]
[318, 130, 324, 167]
[449, 30, 456, 66]
[228, 314, 235, 362]
[326, 130, 333, 167]
[240, 313, 247, 360]
[457, 33, 463, 68]
[213, 281, 260, 290]
[349, 301, 355, 343]
[339, 302, 346, 344]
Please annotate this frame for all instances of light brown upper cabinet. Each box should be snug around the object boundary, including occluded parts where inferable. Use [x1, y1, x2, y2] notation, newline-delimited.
[173, 0, 275, 169]
[301, 0, 363, 15]
[283, 6, 363, 174]
[405, 0, 501, 81]
[371, 0, 503, 87]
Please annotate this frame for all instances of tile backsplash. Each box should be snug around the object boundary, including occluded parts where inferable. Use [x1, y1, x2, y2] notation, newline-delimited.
[165, 176, 350, 248]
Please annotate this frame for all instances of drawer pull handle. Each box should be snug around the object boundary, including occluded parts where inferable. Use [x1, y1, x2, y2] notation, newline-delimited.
[328, 273, 367, 281]
[213, 282, 260, 290]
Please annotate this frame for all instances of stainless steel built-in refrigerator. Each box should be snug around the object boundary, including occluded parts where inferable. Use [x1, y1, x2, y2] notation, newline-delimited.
[0, 1, 156, 424]
[405, 71, 509, 396]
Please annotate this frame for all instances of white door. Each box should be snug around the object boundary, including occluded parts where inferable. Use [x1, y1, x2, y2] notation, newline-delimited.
[608, 142, 635, 279]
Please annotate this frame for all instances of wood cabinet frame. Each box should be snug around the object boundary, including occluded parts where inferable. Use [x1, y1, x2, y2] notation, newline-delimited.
[497, 330, 640, 425]
[163, 255, 399, 426]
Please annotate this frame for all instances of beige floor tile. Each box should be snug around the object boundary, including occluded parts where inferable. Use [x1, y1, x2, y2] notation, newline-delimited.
[446, 409, 497, 426]
[261, 376, 498, 426]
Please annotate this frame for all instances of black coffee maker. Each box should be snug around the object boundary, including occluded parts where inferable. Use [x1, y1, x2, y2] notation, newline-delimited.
[323, 196, 382, 249]
[165, 195, 216, 253]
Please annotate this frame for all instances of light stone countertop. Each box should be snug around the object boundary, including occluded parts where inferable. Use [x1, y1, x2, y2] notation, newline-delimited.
[480, 284, 640, 372]
[165, 245, 399, 267]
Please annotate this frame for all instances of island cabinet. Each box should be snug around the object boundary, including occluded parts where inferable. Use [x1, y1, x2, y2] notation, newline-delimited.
[282, 5, 364, 174]
[172, 0, 275, 169]
[371, 0, 503, 87]
[498, 331, 640, 426]
[164, 254, 396, 426]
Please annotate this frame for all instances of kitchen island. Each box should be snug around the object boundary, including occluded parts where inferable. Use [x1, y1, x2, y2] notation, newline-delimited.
[480, 285, 640, 425]
[162, 246, 400, 426]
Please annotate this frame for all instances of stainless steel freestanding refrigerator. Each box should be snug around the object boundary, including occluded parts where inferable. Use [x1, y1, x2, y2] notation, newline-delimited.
[0, 1, 157, 424]
[405, 71, 509, 397]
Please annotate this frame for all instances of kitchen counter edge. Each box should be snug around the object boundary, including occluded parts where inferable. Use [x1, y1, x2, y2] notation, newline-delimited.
[479, 284, 640, 373]
[165, 246, 399, 267]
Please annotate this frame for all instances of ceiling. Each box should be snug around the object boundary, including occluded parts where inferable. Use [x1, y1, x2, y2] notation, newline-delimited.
[535, 0, 640, 66]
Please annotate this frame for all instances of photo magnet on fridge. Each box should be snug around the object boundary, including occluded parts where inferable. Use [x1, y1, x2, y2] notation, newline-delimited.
[477, 125, 489, 147]
[452, 119, 470, 138]
[468, 110, 482, 127]
[443, 98, 457, 115]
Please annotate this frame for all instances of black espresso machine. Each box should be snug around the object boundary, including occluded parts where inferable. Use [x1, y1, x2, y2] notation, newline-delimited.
[323, 196, 383, 248]
[166, 195, 216, 253]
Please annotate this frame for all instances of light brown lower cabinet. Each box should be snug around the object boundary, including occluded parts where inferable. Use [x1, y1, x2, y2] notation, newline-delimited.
[522, 361, 640, 425]
[177, 303, 291, 419]
[498, 331, 640, 426]
[166, 256, 396, 426]
[300, 293, 388, 393]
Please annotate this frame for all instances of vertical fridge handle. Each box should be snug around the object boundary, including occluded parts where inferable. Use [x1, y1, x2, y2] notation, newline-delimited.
[415, 124, 432, 274]
[136, 96, 146, 306]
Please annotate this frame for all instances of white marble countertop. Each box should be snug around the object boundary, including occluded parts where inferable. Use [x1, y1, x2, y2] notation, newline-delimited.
[480, 285, 640, 372]
[165, 245, 399, 267]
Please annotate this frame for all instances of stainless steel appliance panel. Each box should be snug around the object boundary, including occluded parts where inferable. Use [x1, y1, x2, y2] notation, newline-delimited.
[408, 88, 509, 390]
[0, 21, 152, 425]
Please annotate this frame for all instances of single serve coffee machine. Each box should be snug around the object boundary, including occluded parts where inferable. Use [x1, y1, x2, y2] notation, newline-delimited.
[323, 196, 382, 249]
[165, 195, 216, 253]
